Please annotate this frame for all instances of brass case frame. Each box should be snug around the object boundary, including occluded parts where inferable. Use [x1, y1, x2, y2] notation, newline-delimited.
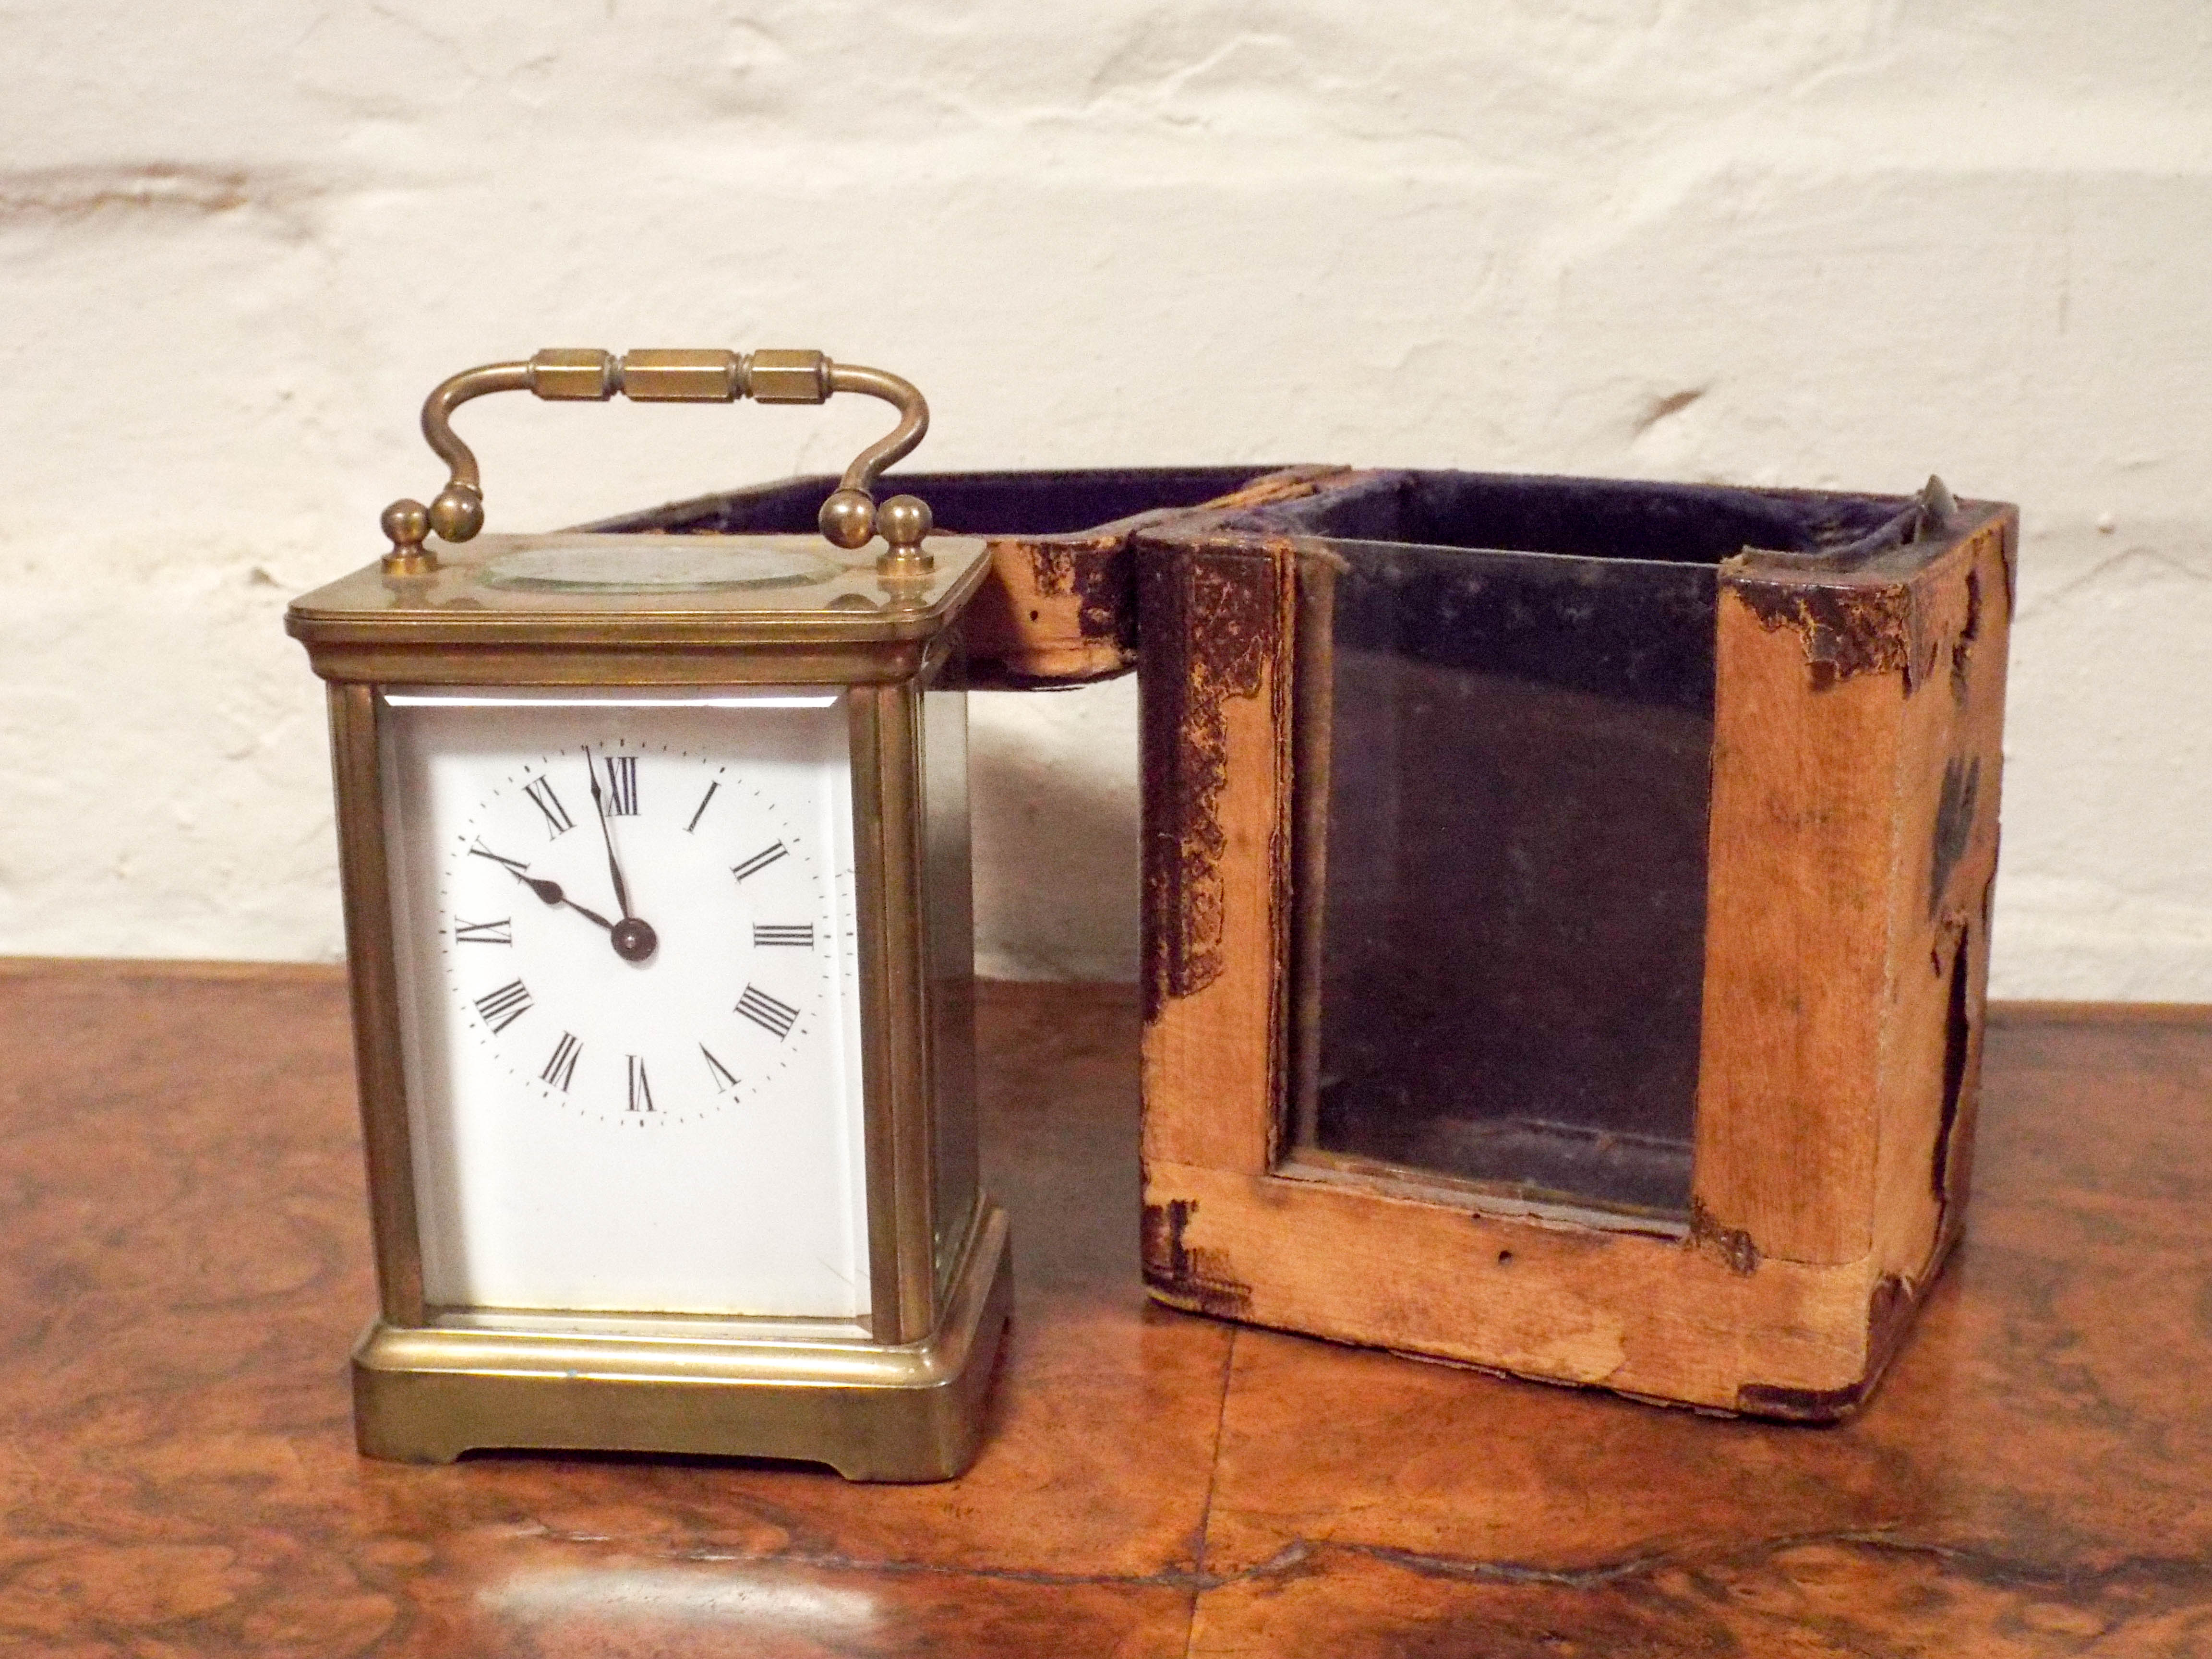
[289, 533, 1008, 1481]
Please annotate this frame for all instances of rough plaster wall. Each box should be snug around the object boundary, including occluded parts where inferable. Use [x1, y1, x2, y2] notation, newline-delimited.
[0, 2, 2206, 994]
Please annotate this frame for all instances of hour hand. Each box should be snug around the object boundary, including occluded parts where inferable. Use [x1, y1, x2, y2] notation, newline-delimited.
[469, 840, 615, 931]
[469, 836, 650, 959]
[514, 867, 618, 932]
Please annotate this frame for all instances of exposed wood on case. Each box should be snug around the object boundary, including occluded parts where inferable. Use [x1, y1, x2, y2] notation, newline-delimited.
[1692, 592, 1902, 1265]
[957, 534, 1135, 688]
[1695, 504, 2015, 1276]
[1734, 1266, 1928, 1419]
[1687, 1199, 1761, 1275]
[1868, 514, 2014, 1298]
[1136, 537, 1297, 1176]
[1142, 1160, 1879, 1409]
[1725, 582, 1914, 687]
[1140, 1198, 1253, 1319]
[960, 466, 1351, 689]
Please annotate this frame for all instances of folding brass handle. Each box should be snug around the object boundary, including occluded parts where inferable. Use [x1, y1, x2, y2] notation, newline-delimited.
[378, 349, 933, 573]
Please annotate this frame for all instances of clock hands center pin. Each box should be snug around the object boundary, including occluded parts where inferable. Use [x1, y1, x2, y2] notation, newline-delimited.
[584, 747, 658, 965]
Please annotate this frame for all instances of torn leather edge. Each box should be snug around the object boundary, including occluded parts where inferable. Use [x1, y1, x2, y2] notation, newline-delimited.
[1722, 500, 2013, 692]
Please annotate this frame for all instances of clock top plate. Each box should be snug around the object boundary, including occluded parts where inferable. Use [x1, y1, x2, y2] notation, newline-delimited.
[286, 530, 995, 655]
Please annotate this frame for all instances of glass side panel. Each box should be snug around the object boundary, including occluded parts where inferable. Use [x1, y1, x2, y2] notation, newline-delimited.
[1293, 542, 1717, 1219]
[922, 682, 980, 1282]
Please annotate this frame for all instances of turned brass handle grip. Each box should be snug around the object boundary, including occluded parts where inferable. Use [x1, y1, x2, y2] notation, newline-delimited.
[378, 349, 932, 573]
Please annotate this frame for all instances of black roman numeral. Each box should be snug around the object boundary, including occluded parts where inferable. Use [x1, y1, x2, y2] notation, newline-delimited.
[454, 917, 513, 945]
[701, 1045, 739, 1093]
[541, 1032, 581, 1091]
[473, 979, 533, 1034]
[602, 754, 638, 816]
[735, 984, 798, 1040]
[627, 1055, 655, 1113]
[685, 780, 719, 834]
[752, 923, 814, 948]
[468, 839, 527, 873]
[523, 776, 574, 838]
[732, 842, 787, 882]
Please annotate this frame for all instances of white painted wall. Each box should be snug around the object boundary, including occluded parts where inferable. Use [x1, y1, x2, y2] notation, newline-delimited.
[1, 2, 2206, 995]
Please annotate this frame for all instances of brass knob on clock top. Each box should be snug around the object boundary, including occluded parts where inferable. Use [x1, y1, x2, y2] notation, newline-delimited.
[377, 348, 933, 573]
[379, 498, 433, 574]
[875, 494, 936, 577]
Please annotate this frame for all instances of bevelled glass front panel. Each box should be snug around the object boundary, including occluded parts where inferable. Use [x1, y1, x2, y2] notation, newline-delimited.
[1294, 541, 1717, 1219]
[381, 686, 871, 1321]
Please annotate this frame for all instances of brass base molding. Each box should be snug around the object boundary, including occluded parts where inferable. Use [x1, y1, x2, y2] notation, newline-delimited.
[351, 1202, 1011, 1482]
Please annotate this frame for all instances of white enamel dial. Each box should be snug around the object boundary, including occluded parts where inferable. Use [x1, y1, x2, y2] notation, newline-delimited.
[381, 687, 872, 1323]
[444, 745, 829, 1126]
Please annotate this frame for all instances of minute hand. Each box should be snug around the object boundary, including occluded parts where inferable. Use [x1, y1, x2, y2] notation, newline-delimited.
[584, 747, 634, 920]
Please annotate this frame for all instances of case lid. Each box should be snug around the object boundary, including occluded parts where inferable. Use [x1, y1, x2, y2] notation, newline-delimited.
[286, 529, 994, 652]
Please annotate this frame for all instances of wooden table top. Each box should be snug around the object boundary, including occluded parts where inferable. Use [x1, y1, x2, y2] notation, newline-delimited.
[1, 961, 2206, 1656]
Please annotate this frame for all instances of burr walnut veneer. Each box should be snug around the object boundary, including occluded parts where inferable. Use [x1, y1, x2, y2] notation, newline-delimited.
[0, 963, 2204, 1656]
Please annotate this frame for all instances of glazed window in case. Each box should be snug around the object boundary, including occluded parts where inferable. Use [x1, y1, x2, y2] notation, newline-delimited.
[1273, 473, 1921, 1218]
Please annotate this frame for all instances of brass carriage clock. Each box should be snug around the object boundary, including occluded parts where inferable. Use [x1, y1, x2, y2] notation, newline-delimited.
[287, 348, 1007, 1481]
